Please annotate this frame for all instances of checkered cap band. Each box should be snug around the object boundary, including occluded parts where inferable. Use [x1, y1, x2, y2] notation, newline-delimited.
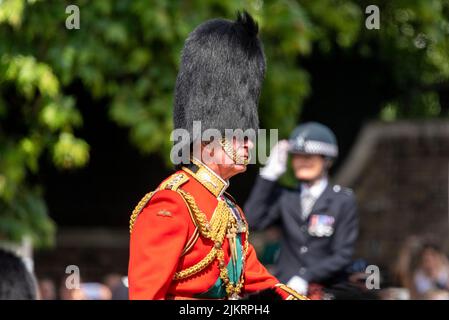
[291, 140, 338, 157]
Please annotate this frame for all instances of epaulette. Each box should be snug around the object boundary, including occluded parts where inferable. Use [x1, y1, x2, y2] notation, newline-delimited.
[161, 172, 203, 256]
[160, 172, 190, 191]
[129, 172, 190, 234]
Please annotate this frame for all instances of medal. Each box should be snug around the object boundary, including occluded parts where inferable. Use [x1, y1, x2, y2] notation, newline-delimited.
[226, 219, 238, 269]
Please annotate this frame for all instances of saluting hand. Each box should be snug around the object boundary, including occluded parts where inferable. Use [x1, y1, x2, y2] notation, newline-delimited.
[260, 140, 289, 181]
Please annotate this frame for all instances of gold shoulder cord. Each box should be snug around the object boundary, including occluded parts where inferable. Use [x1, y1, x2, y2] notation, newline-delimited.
[172, 189, 229, 280]
[129, 191, 156, 234]
[173, 189, 249, 299]
[129, 173, 189, 234]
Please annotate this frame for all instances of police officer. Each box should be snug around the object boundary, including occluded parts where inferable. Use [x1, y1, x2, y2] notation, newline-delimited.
[244, 122, 359, 296]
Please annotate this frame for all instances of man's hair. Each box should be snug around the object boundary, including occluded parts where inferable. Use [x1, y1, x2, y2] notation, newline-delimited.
[0, 249, 37, 300]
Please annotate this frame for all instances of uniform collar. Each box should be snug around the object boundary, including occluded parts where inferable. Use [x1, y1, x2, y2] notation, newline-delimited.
[181, 157, 229, 198]
[300, 177, 328, 199]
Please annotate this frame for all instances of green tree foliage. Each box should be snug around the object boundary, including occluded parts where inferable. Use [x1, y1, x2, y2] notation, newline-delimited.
[1, 0, 449, 246]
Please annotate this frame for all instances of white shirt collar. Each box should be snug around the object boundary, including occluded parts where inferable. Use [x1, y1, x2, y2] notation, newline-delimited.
[300, 177, 328, 199]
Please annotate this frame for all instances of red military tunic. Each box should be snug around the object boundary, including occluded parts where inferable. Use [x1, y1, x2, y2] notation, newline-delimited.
[128, 159, 306, 300]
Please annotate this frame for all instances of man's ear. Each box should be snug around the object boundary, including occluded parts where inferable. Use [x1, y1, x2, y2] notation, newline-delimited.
[201, 140, 215, 157]
[201, 140, 223, 163]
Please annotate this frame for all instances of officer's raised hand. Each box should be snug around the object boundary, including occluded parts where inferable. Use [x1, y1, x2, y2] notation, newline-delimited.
[260, 140, 289, 181]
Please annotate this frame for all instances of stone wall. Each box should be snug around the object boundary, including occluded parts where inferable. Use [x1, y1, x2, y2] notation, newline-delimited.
[335, 120, 449, 275]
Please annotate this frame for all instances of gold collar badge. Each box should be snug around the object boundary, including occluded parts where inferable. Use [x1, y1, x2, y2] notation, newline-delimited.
[182, 157, 229, 198]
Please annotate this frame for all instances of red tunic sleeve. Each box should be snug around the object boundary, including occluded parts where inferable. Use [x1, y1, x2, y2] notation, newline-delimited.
[242, 244, 308, 299]
[242, 242, 280, 293]
[128, 189, 190, 300]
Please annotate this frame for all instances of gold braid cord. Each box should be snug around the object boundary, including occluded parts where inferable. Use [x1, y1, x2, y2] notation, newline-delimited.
[129, 173, 189, 234]
[129, 191, 156, 234]
[173, 189, 248, 298]
[173, 189, 229, 280]
[275, 284, 310, 300]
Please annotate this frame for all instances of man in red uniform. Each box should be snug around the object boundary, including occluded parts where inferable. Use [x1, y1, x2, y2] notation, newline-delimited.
[128, 11, 307, 300]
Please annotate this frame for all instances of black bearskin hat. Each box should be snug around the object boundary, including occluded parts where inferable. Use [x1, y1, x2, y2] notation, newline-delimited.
[173, 11, 266, 141]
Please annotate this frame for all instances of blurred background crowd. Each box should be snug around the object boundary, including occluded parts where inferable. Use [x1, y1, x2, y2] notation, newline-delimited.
[1, 0, 449, 300]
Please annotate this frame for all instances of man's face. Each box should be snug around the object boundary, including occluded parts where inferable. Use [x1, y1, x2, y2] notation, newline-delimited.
[204, 137, 253, 179]
[291, 154, 327, 182]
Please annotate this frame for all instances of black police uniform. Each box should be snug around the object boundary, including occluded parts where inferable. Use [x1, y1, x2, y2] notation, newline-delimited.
[244, 122, 358, 287]
[244, 177, 358, 286]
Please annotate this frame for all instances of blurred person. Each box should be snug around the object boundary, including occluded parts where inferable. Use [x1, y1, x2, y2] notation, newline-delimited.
[0, 248, 37, 300]
[423, 290, 449, 300]
[103, 273, 128, 300]
[378, 288, 410, 300]
[59, 275, 86, 300]
[413, 243, 449, 299]
[103, 273, 122, 293]
[392, 235, 423, 298]
[59, 275, 112, 300]
[80, 282, 112, 300]
[244, 122, 359, 296]
[38, 277, 56, 300]
[128, 12, 306, 300]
